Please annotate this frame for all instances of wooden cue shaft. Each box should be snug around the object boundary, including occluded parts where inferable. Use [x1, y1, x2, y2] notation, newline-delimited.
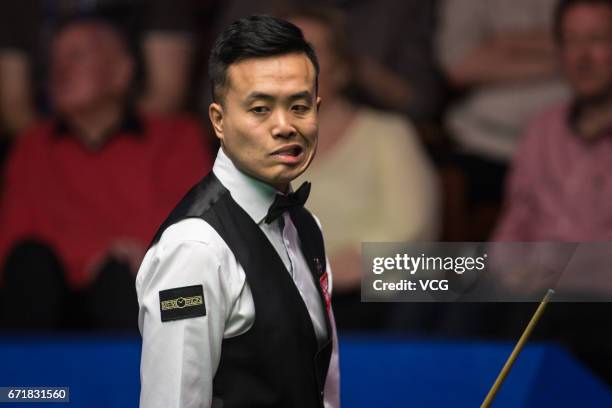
[481, 289, 555, 408]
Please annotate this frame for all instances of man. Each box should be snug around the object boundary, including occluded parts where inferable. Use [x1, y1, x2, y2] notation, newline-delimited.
[137, 15, 340, 408]
[0, 18, 212, 330]
[493, 0, 612, 384]
[495, 0, 612, 249]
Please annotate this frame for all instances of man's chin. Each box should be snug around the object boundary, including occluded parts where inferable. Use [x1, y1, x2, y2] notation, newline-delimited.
[266, 170, 307, 191]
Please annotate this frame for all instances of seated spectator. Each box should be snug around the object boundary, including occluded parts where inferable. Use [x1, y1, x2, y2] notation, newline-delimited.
[436, 0, 570, 239]
[0, 0, 210, 176]
[287, 6, 440, 330]
[495, 0, 612, 248]
[0, 17, 213, 331]
[493, 0, 612, 384]
[438, 0, 569, 163]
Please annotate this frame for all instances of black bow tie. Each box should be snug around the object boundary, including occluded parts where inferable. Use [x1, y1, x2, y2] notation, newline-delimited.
[265, 182, 311, 224]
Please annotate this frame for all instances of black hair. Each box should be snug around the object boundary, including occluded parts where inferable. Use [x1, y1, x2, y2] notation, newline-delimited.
[209, 15, 320, 103]
[554, 0, 612, 41]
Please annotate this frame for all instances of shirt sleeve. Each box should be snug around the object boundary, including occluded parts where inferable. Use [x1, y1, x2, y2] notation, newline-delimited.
[137, 233, 233, 408]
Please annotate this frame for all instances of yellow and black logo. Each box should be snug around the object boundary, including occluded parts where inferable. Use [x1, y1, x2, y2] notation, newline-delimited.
[159, 285, 206, 322]
[161, 295, 203, 311]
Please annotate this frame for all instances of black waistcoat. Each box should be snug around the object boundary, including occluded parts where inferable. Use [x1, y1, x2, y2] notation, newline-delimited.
[150, 173, 333, 408]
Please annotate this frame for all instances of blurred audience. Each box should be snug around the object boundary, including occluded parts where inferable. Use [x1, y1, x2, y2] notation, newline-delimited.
[0, 18, 212, 331]
[492, 0, 612, 384]
[339, 0, 443, 121]
[495, 0, 612, 245]
[436, 0, 570, 240]
[2, 1, 609, 361]
[0, 0, 212, 175]
[438, 0, 568, 161]
[288, 5, 440, 330]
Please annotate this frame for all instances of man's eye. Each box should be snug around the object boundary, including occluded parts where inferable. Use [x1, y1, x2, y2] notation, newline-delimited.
[250, 106, 269, 114]
[292, 104, 310, 113]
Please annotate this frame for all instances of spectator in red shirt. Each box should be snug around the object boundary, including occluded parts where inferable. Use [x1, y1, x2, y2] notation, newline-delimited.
[0, 17, 213, 331]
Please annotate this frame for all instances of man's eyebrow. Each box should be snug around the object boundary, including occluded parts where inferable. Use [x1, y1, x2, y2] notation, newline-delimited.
[243, 90, 313, 104]
[289, 91, 313, 101]
[244, 92, 275, 104]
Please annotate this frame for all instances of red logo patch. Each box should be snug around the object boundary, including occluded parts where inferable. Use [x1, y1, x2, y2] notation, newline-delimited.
[319, 270, 331, 313]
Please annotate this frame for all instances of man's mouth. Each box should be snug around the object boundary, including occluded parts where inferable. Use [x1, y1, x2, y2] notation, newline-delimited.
[271, 144, 305, 163]
[272, 144, 303, 157]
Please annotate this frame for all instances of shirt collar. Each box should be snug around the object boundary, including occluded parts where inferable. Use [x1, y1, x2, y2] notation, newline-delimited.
[567, 99, 612, 139]
[212, 147, 283, 224]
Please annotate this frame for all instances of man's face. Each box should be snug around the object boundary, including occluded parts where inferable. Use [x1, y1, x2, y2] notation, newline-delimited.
[560, 3, 612, 100]
[209, 53, 320, 191]
[50, 24, 131, 115]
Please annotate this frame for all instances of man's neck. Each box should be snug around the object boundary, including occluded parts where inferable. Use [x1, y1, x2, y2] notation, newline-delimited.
[574, 92, 612, 141]
[62, 103, 125, 149]
[273, 182, 290, 194]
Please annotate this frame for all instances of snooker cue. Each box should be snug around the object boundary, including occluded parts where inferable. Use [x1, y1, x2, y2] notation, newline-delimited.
[480, 288, 555, 408]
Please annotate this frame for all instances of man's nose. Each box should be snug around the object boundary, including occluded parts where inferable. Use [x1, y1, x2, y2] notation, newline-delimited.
[271, 110, 297, 139]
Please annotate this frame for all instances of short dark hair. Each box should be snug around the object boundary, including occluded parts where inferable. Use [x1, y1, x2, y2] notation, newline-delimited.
[554, 0, 612, 42]
[209, 15, 320, 103]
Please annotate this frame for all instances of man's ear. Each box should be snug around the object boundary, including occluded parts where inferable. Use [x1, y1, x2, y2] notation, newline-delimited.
[316, 96, 322, 111]
[209, 102, 224, 143]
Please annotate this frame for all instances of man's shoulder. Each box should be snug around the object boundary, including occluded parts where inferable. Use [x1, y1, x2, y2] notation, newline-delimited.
[140, 218, 234, 280]
[154, 217, 225, 249]
[522, 100, 571, 134]
[529, 102, 570, 126]
[5, 120, 57, 171]
[520, 101, 572, 146]
[14, 120, 56, 148]
[136, 217, 241, 299]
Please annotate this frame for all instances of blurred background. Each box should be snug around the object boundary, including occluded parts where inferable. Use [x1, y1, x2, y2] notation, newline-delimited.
[1, 0, 612, 405]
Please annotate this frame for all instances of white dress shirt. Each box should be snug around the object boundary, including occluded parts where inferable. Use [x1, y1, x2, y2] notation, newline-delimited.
[136, 148, 340, 408]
